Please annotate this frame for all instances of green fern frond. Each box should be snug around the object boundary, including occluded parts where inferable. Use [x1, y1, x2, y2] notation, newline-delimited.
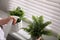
[32, 16, 38, 23]
[57, 34, 60, 40]
[41, 30, 52, 36]
[40, 21, 51, 29]
[39, 16, 44, 24]
[43, 21, 51, 27]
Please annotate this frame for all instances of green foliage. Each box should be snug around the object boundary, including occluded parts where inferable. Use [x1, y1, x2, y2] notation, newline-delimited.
[57, 35, 60, 40]
[9, 7, 24, 23]
[23, 16, 52, 38]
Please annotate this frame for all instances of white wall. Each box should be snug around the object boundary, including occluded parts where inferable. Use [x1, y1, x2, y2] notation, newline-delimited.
[0, 0, 10, 12]
[0, 10, 8, 18]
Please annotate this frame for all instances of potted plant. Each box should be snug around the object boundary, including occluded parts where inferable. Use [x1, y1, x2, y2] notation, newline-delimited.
[9, 7, 24, 23]
[23, 16, 52, 40]
[9, 7, 25, 31]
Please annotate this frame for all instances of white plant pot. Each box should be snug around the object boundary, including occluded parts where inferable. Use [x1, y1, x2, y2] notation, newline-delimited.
[11, 20, 22, 32]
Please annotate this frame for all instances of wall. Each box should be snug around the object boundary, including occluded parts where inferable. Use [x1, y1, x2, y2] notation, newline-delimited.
[0, 0, 10, 12]
[0, 10, 8, 18]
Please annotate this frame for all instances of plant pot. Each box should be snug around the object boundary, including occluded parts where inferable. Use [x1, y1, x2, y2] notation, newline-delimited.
[31, 36, 44, 40]
[10, 16, 22, 32]
[11, 20, 22, 32]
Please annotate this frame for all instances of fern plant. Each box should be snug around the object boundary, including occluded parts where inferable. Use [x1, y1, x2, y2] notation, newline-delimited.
[9, 7, 24, 23]
[23, 16, 52, 39]
[57, 35, 60, 40]
[58, 36, 60, 40]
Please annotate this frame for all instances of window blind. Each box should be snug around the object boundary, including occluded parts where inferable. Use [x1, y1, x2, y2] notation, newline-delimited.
[8, 0, 60, 34]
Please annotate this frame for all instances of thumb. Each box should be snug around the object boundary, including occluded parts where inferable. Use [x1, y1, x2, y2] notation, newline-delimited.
[10, 16, 19, 25]
[12, 18, 17, 25]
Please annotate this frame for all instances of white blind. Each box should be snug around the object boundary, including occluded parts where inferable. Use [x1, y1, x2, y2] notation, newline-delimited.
[8, 0, 60, 34]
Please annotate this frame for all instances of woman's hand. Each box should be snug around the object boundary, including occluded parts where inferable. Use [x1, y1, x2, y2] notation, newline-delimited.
[10, 16, 17, 25]
[0, 16, 17, 25]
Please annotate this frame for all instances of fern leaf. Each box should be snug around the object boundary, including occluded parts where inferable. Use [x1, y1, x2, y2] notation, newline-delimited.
[39, 16, 43, 24]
